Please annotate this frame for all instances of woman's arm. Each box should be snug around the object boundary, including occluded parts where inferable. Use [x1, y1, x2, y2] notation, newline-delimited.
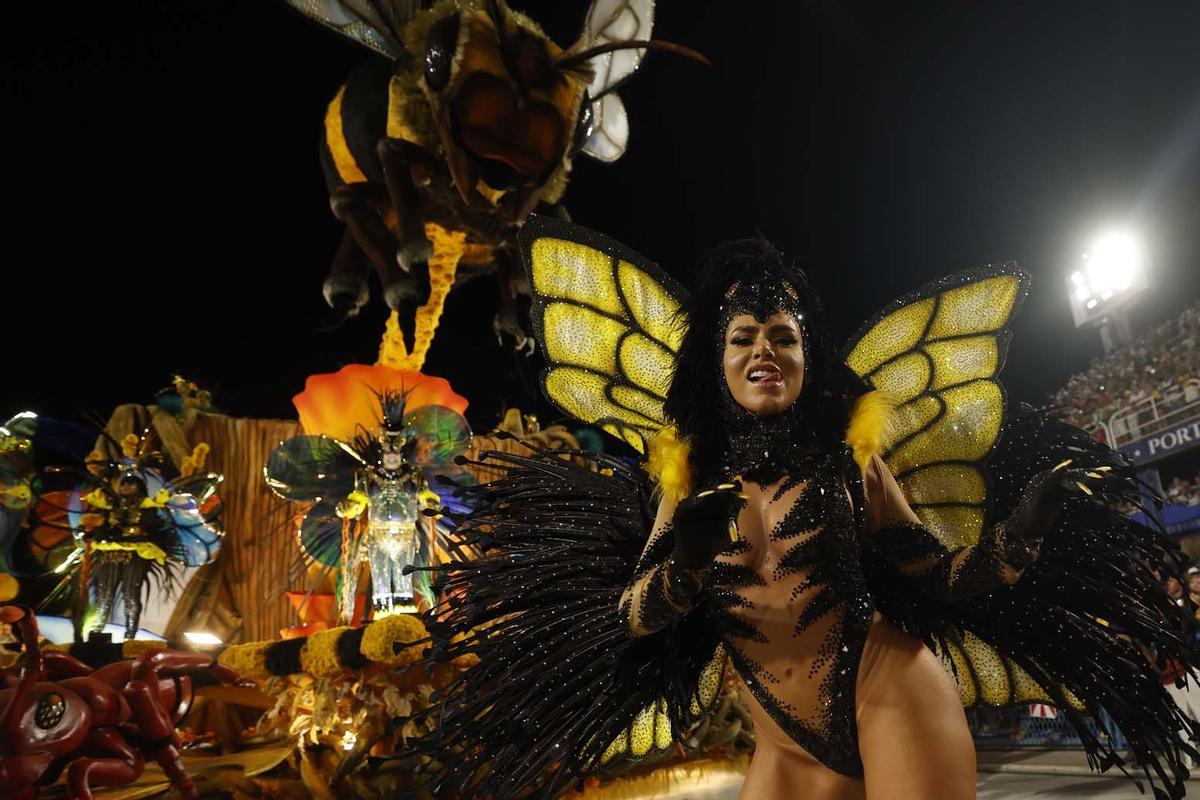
[619, 485, 744, 637]
[620, 496, 690, 637]
[863, 454, 1036, 602]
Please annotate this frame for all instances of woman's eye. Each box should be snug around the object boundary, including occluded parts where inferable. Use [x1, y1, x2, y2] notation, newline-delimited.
[731, 337, 752, 346]
[775, 337, 798, 346]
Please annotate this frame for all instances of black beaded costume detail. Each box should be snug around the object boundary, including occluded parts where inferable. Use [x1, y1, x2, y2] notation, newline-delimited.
[708, 458, 876, 775]
[870, 519, 1019, 603]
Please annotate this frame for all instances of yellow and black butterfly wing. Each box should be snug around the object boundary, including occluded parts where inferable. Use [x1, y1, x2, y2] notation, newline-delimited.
[844, 266, 1048, 709]
[844, 265, 1029, 550]
[520, 215, 688, 454]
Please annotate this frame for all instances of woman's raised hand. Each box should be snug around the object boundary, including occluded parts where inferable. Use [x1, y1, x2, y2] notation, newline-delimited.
[671, 481, 747, 571]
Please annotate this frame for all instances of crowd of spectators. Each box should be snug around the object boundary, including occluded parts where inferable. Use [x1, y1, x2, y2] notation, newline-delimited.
[1051, 302, 1200, 438]
[1166, 475, 1200, 507]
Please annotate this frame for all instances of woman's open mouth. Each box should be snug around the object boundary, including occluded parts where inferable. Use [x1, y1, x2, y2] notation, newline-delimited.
[747, 364, 783, 386]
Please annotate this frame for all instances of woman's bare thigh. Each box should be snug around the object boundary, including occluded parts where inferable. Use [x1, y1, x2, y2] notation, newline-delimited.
[855, 617, 976, 800]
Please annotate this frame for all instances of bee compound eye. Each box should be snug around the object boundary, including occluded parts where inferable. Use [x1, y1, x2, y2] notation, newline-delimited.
[424, 12, 461, 92]
[35, 692, 66, 729]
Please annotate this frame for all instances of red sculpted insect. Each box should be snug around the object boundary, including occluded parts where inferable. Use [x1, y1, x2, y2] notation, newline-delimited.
[0, 606, 254, 800]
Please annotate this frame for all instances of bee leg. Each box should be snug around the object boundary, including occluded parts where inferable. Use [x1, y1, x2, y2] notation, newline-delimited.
[376, 138, 434, 351]
[318, 230, 370, 331]
[330, 180, 403, 299]
[387, 274, 428, 355]
[492, 251, 532, 354]
[378, 137, 434, 266]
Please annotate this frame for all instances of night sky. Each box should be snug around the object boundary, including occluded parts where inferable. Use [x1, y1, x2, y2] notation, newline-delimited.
[4, 1, 1200, 432]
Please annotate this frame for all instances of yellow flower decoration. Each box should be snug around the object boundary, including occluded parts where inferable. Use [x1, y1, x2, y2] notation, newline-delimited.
[300, 626, 352, 678]
[336, 491, 368, 520]
[78, 512, 105, 529]
[179, 442, 210, 478]
[418, 488, 441, 510]
[360, 614, 428, 666]
[0, 482, 32, 509]
[120, 434, 141, 459]
[218, 640, 275, 681]
[139, 489, 171, 509]
[82, 488, 111, 510]
[91, 540, 168, 565]
[84, 450, 107, 476]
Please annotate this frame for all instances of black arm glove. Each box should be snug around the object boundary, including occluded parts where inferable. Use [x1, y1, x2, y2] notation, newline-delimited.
[999, 465, 1099, 567]
[671, 483, 746, 571]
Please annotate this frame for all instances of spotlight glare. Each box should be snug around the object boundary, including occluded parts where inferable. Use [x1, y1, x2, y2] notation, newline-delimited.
[184, 631, 222, 646]
[1066, 228, 1150, 332]
[1084, 231, 1142, 297]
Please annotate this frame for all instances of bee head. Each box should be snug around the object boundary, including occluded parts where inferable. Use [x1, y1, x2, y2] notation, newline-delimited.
[417, 0, 587, 202]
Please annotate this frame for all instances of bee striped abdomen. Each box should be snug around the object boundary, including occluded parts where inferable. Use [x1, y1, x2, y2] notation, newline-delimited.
[319, 59, 391, 191]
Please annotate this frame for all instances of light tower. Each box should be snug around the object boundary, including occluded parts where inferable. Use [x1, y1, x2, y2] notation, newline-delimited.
[1065, 231, 1149, 354]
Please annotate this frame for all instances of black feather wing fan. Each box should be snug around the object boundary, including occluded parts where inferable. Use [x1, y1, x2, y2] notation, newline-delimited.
[416, 443, 725, 798]
[866, 406, 1200, 800]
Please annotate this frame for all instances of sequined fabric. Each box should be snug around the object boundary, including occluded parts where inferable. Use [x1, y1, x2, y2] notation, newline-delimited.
[622, 444, 1039, 776]
[871, 519, 1022, 603]
[710, 459, 874, 775]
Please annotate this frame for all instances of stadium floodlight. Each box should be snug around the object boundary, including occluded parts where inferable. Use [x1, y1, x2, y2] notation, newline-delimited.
[1066, 229, 1150, 333]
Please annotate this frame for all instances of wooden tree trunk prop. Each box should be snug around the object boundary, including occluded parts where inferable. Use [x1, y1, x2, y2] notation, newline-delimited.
[175, 414, 301, 642]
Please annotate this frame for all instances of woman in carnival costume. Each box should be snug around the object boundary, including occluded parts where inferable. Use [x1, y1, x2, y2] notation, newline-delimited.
[419, 216, 1197, 799]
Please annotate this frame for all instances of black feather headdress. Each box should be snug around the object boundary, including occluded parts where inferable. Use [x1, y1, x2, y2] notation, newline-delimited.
[662, 238, 868, 484]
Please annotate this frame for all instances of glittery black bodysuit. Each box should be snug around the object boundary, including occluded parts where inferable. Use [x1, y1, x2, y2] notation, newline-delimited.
[621, 437, 1028, 776]
[715, 456, 873, 773]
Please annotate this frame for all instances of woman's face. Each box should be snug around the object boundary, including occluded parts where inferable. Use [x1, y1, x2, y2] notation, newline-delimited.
[723, 311, 805, 416]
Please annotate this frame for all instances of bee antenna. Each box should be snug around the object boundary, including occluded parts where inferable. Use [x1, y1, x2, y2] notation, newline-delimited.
[554, 40, 710, 86]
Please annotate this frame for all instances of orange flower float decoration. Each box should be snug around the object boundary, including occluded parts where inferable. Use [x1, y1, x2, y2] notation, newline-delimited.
[293, 364, 467, 441]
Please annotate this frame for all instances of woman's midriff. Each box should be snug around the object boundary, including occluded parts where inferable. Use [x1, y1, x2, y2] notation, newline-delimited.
[715, 474, 872, 773]
[737, 613, 909, 800]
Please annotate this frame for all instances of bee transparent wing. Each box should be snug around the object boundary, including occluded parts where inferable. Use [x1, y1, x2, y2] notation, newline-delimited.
[283, 0, 418, 59]
[583, 0, 656, 98]
[581, 93, 630, 163]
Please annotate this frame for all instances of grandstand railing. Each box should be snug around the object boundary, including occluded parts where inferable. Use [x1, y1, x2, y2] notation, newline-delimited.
[968, 705, 1127, 750]
[1084, 419, 1112, 445]
[1107, 379, 1200, 449]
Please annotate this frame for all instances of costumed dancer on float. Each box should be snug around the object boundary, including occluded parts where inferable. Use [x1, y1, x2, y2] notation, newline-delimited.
[264, 366, 474, 621]
[419, 217, 1198, 799]
[33, 433, 222, 642]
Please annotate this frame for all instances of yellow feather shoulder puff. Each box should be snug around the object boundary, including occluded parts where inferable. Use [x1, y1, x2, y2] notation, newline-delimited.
[645, 426, 694, 505]
[845, 390, 898, 472]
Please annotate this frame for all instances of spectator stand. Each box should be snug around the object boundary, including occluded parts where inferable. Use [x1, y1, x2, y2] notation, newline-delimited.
[969, 705, 1127, 751]
[972, 302, 1200, 751]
